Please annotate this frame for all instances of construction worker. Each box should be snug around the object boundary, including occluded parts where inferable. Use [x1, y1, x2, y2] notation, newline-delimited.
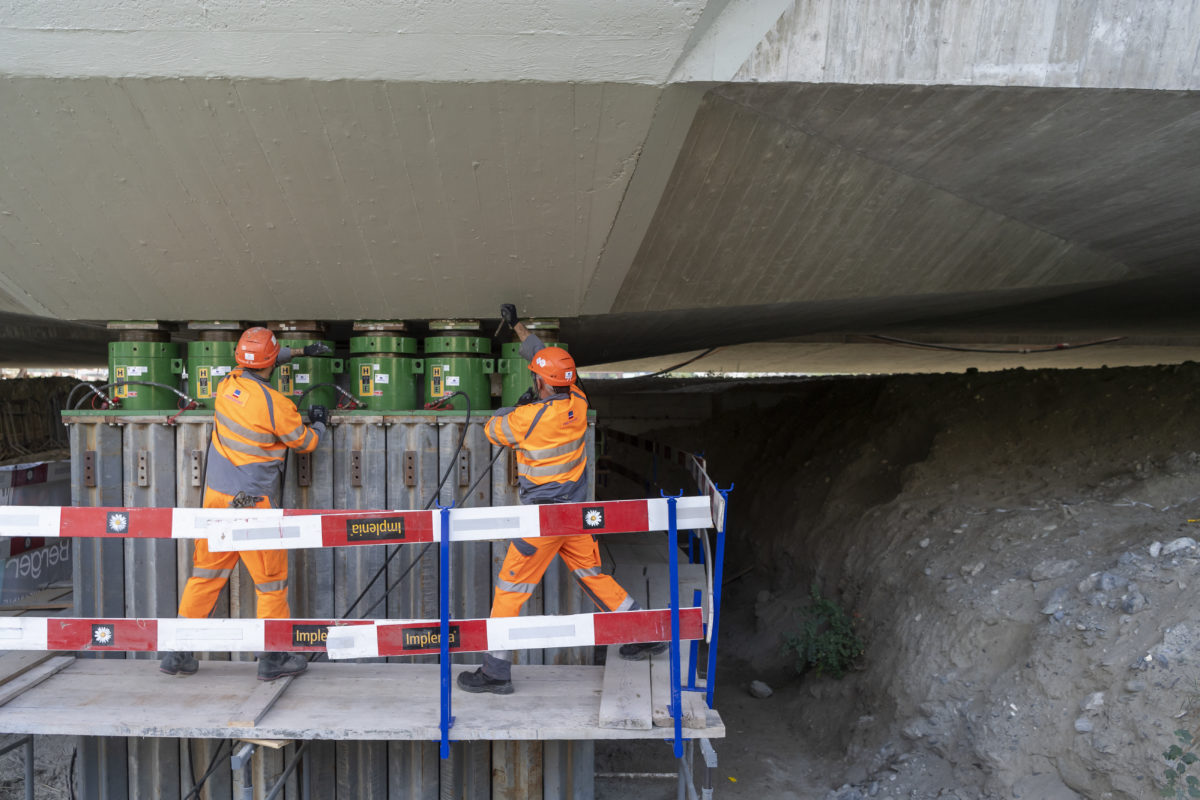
[159, 327, 329, 681]
[457, 304, 666, 695]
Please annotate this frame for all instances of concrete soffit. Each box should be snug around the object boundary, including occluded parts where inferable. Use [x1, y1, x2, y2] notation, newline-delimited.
[578, 0, 796, 314]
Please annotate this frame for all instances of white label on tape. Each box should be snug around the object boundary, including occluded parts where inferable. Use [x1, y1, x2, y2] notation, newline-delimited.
[159, 618, 265, 651]
[375, 374, 389, 384]
[0, 506, 61, 538]
[487, 613, 594, 651]
[324, 626, 378, 660]
[446, 505, 538, 542]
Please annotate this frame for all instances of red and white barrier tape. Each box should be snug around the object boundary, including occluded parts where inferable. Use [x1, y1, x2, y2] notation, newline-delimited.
[0, 607, 702, 656]
[325, 607, 704, 659]
[0, 497, 713, 552]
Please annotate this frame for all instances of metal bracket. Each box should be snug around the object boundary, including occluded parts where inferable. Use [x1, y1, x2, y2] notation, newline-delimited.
[457, 450, 470, 486]
[137, 451, 150, 488]
[296, 452, 312, 487]
[508, 449, 519, 487]
[351, 451, 363, 488]
[83, 451, 96, 488]
[404, 451, 417, 487]
[189, 450, 203, 488]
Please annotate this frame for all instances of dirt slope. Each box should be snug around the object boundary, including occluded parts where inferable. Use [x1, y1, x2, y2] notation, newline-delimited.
[605, 363, 1200, 799]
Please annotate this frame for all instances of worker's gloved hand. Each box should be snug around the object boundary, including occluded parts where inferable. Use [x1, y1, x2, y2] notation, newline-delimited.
[307, 405, 329, 427]
[499, 303, 519, 327]
[516, 386, 538, 406]
[302, 343, 331, 357]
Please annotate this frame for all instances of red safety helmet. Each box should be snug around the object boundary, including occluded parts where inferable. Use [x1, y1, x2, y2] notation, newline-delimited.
[235, 327, 281, 369]
[528, 347, 576, 385]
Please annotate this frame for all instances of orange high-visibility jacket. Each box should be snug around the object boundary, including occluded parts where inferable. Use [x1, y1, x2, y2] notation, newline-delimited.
[204, 368, 323, 505]
[484, 336, 588, 503]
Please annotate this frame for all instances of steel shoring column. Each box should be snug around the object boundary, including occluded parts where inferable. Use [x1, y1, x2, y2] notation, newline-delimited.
[0, 735, 34, 800]
[665, 491, 683, 758]
[705, 486, 733, 709]
[438, 501, 455, 759]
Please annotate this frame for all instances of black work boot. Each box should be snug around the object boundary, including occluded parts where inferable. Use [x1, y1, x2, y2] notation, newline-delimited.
[619, 641, 669, 661]
[456, 667, 514, 695]
[257, 652, 308, 681]
[159, 651, 199, 676]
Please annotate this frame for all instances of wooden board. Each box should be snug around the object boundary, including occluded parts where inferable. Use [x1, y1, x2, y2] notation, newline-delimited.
[597, 562, 652, 730]
[647, 563, 708, 729]
[228, 675, 295, 727]
[0, 651, 60, 687]
[0, 659, 723, 742]
[0, 655, 73, 707]
[0, 585, 72, 617]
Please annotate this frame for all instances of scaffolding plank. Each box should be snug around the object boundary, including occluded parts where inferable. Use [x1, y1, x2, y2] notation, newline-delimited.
[647, 563, 708, 729]
[227, 675, 295, 727]
[0, 654, 73, 707]
[598, 555, 652, 730]
[0, 658, 723, 741]
[0, 651, 60, 686]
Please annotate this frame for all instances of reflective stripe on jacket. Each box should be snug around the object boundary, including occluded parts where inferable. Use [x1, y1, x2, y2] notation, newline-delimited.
[484, 386, 588, 504]
[204, 368, 323, 504]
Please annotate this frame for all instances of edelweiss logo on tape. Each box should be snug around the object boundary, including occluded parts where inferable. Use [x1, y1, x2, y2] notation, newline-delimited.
[106, 512, 128, 534]
[346, 517, 405, 542]
[91, 624, 115, 647]
[401, 625, 460, 651]
[582, 506, 605, 529]
[292, 624, 327, 646]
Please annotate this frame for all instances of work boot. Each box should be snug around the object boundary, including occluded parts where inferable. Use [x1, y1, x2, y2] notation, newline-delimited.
[456, 667, 514, 695]
[619, 641, 669, 661]
[257, 652, 308, 681]
[159, 651, 199, 676]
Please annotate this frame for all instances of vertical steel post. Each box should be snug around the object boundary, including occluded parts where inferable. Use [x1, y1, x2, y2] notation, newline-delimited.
[705, 486, 732, 710]
[688, 589, 701, 690]
[439, 501, 454, 759]
[664, 491, 683, 758]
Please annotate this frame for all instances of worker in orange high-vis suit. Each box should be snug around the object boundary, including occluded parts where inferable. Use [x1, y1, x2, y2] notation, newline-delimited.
[457, 304, 666, 695]
[159, 327, 330, 681]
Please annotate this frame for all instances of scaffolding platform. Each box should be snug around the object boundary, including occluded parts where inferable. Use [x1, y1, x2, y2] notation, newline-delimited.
[0, 657, 724, 742]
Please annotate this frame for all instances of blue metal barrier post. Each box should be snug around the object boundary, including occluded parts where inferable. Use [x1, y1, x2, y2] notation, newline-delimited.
[688, 588, 701, 690]
[705, 485, 733, 709]
[438, 501, 455, 758]
[663, 490, 684, 758]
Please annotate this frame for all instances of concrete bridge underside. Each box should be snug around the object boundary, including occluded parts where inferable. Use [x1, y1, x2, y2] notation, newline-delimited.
[0, 0, 1196, 368]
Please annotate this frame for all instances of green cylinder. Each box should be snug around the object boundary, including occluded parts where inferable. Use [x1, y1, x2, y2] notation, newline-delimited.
[186, 340, 238, 408]
[108, 341, 183, 411]
[348, 335, 424, 411]
[498, 341, 569, 406]
[423, 336, 493, 411]
[272, 338, 343, 412]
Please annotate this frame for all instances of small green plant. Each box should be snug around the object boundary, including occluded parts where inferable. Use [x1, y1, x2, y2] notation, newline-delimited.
[782, 583, 865, 679]
[1162, 728, 1200, 798]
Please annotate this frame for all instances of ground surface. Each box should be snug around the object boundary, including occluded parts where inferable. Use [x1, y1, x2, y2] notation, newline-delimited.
[8, 362, 1200, 798]
[599, 361, 1200, 799]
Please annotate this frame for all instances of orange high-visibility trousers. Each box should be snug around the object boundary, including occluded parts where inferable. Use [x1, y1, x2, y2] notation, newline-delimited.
[177, 488, 291, 620]
[490, 534, 634, 617]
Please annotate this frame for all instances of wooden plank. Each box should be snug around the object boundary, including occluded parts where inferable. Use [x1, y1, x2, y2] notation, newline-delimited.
[647, 563, 708, 729]
[237, 737, 292, 750]
[0, 585, 72, 616]
[0, 659, 724, 741]
[227, 675, 295, 728]
[0, 655, 73, 707]
[598, 560, 652, 730]
[0, 651, 59, 687]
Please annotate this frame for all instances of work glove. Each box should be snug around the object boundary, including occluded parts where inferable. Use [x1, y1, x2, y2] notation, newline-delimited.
[516, 386, 538, 406]
[302, 342, 332, 357]
[499, 303, 519, 328]
[307, 405, 329, 427]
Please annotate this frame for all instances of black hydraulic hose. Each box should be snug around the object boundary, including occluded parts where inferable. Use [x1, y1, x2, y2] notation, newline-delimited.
[865, 333, 1127, 353]
[182, 739, 228, 800]
[309, 391, 476, 659]
[70, 380, 196, 410]
[66, 381, 109, 411]
[299, 382, 360, 408]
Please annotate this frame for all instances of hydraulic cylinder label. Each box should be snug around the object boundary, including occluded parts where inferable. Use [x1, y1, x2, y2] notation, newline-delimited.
[430, 365, 444, 398]
[277, 364, 294, 395]
[359, 364, 373, 397]
[196, 366, 211, 399]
